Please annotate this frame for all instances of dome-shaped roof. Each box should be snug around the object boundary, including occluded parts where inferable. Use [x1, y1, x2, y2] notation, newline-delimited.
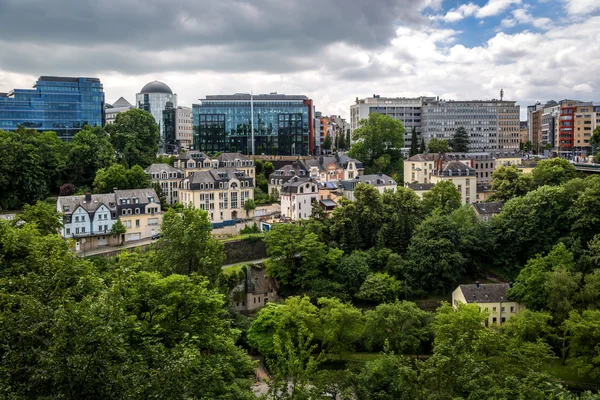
[140, 81, 173, 95]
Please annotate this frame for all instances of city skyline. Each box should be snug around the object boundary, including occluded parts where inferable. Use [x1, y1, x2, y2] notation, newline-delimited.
[0, 0, 599, 121]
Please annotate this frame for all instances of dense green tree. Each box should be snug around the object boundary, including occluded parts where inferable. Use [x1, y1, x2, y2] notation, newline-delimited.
[265, 223, 328, 287]
[157, 205, 224, 282]
[532, 157, 578, 188]
[421, 180, 461, 215]
[409, 127, 419, 156]
[92, 164, 150, 193]
[110, 218, 127, 243]
[0, 220, 255, 399]
[419, 137, 426, 154]
[67, 126, 116, 187]
[351, 353, 419, 400]
[317, 297, 364, 359]
[427, 137, 451, 153]
[20, 129, 68, 192]
[563, 309, 600, 380]
[331, 251, 370, 296]
[489, 165, 533, 202]
[450, 126, 470, 152]
[523, 140, 533, 152]
[569, 177, 600, 245]
[363, 301, 432, 354]
[322, 134, 332, 151]
[501, 310, 556, 343]
[106, 108, 159, 168]
[243, 199, 256, 217]
[357, 273, 401, 303]
[15, 200, 62, 235]
[0, 131, 49, 209]
[378, 187, 424, 254]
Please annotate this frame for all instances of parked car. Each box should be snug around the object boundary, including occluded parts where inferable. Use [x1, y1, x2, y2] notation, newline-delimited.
[151, 233, 161, 240]
[234, 218, 244, 224]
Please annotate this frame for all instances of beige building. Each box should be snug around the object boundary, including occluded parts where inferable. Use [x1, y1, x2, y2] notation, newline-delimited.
[114, 189, 162, 243]
[174, 151, 255, 185]
[452, 283, 524, 326]
[405, 152, 501, 186]
[574, 103, 594, 152]
[430, 160, 477, 205]
[145, 163, 184, 205]
[178, 169, 254, 223]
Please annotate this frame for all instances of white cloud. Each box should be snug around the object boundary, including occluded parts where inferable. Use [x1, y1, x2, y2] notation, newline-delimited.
[563, 0, 600, 15]
[500, 8, 552, 30]
[432, 0, 521, 22]
[573, 83, 594, 92]
[475, 0, 522, 18]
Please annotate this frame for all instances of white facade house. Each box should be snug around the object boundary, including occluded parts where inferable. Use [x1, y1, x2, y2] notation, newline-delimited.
[280, 177, 320, 221]
[145, 163, 184, 205]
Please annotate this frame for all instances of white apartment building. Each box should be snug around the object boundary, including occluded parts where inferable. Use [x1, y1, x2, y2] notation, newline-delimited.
[421, 99, 520, 152]
[280, 177, 320, 221]
[350, 95, 436, 147]
[145, 163, 184, 205]
[176, 106, 193, 150]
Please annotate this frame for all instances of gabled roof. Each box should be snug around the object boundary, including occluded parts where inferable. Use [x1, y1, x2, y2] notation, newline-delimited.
[472, 201, 504, 215]
[57, 193, 117, 215]
[338, 174, 396, 190]
[459, 283, 512, 303]
[281, 177, 318, 194]
[437, 161, 476, 175]
[114, 188, 159, 204]
[218, 152, 251, 162]
[112, 97, 133, 108]
[407, 154, 436, 162]
[145, 163, 183, 175]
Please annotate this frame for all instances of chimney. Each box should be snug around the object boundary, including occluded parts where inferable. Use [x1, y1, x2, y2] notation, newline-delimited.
[475, 281, 480, 289]
[85, 192, 92, 203]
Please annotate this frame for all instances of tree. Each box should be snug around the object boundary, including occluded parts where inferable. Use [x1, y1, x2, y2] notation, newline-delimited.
[59, 183, 75, 196]
[419, 137, 426, 154]
[409, 127, 419, 156]
[67, 127, 116, 187]
[363, 301, 432, 354]
[427, 138, 451, 153]
[106, 108, 159, 168]
[378, 187, 424, 254]
[243, 199, 256, 217]
[332, 251, 371, 296]
[357, 273, 401, 303]
[322, 135, 332, 151]
[265, 223, 327, 287]
[351, 353, 419, 400]
[489, 165, 533, 202]
[421, 180, 461, 215]
[532, 158, 577, 188]
[0, 220, 256, 399]
[92, 164, 150, 193]
[15, 200, 62, 235]
[450, 126, 469, 152]
[110, 218, 127, 243]
[317, 297, 364, 359]
[150, 181, 168, 209]
[157, 205, 224, 282]
[523, 140, 533, 152]
[563, 309, 600, 380]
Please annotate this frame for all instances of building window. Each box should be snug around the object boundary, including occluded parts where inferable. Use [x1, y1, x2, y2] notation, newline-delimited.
[75, 216, 79, 222]
[501, 307, 505, 312]
[492, 317, 497, 324]
[510, 306, 515, 313]
[135, 220, 140, 228]
[492, 307, 497, 312]
[66, 228, 70, 235]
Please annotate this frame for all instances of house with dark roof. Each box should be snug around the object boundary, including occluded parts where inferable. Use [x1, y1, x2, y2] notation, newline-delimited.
[452, 282, 524, 326]
[268, 162, 308, 198]
[231, 264, 279, 313]
[337, 173, 397, 201]
[476, 182, 495, 202]
[113, 189, 162, 242]
[406, 182, 435, 198]
[173, 151, 255, 184]
[280, 177, 320, 220]
[472, 201, 503, 221]
[430, 160, 477, 205]
[145, 163, 184, 205]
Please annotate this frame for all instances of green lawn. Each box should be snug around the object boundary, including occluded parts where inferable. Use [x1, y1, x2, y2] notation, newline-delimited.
[222, 264, 245, 275]
[545, 359, 597, 385]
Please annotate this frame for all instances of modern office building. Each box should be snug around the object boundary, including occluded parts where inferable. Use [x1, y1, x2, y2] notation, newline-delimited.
[105, 97, 134, 124]
[541, 102, 559, 149]
[0, 76, 104, 141]
[136, 81, 177, 149]
[192, 93, 314, 156]
[176, 106, 193, 150]
[421, 99, 520, 152]
[350, 95, 435, 147]
[162, 102, 177, 153]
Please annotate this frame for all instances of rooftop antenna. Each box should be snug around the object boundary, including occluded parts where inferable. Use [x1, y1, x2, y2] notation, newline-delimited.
[500, 89, 504, 101]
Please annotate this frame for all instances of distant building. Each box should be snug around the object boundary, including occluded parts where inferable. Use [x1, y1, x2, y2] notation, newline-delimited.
[422, 99, 520, 152]
[350, 95, 435, 147]
[174, 151, 255, 185]
[136, 81, 177, 149]
[452, 282, 524, 326]
[268, 162, 309, 199]
[105, 97, 133, 124]
[406, 183, 434, 198]
[280, 177, 320, 220]
[57, 188, 162, 251]
[176, 106, 193, 150]
[193, 93, 314, 155]
[145, 163, 184, 205]
[430, 160, 477, 205]
[475, 182, 494, 202]
[337, 174, 397, 201]
[471, 201, 503, 221]
[405, 152, 497, 185]
[231, 265, 279, 313]
[0, 76, 105, 141]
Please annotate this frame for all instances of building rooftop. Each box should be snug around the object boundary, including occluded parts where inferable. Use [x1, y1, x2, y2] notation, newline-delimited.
[217, 152, 252, 162]
[435, 161, 476, 176]
[320, 199, 338, 207]
[144, 163, 183, 175]
[459, 283, 512, 303]
[202, 93, 309, 101]
[476, 183, 494, 193]
[472, 201, 504, 215]
[57, 193, 117, 215]
[140, 80, 173, 95]
[38, 76, 101, 83]
[114, 188, 159, 204]
[407, 183, 435, 191]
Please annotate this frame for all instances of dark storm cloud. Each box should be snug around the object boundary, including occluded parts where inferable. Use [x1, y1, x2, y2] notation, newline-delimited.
[0, 0, 436, 76]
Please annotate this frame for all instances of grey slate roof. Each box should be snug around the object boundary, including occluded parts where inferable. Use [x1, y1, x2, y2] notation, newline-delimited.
[281, 177, 317, 194]
[459, 283, 511, 303]
[269, 163, 308, 179]
[407, 183, 435, 191]
[472, 201, 504, 215]
[217, 152, 252, 162]
[58, 194, 118, 215]
[186, 169, 253, 188]
[112, 97, 133, 108]
[114, 188, 159, 205]
[476, 183, 493, 193]
[435, 161, 476, 176]
[145, 163, 183, 175]
[320, 199, 337, 207]
[337, 174, 396, 191]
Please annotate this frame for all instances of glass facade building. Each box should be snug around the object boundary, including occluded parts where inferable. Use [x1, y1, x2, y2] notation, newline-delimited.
[136, 81, 177, 151]
[0, 76, 104, 141]
[192, 94, 314, 155]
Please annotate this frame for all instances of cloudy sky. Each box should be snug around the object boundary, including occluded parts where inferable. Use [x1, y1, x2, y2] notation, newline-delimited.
[0, 0, 598, 120]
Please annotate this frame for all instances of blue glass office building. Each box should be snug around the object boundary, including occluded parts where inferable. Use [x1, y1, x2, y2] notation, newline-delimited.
[192, 94, 314, 155]
[0, 76, 104, 141]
